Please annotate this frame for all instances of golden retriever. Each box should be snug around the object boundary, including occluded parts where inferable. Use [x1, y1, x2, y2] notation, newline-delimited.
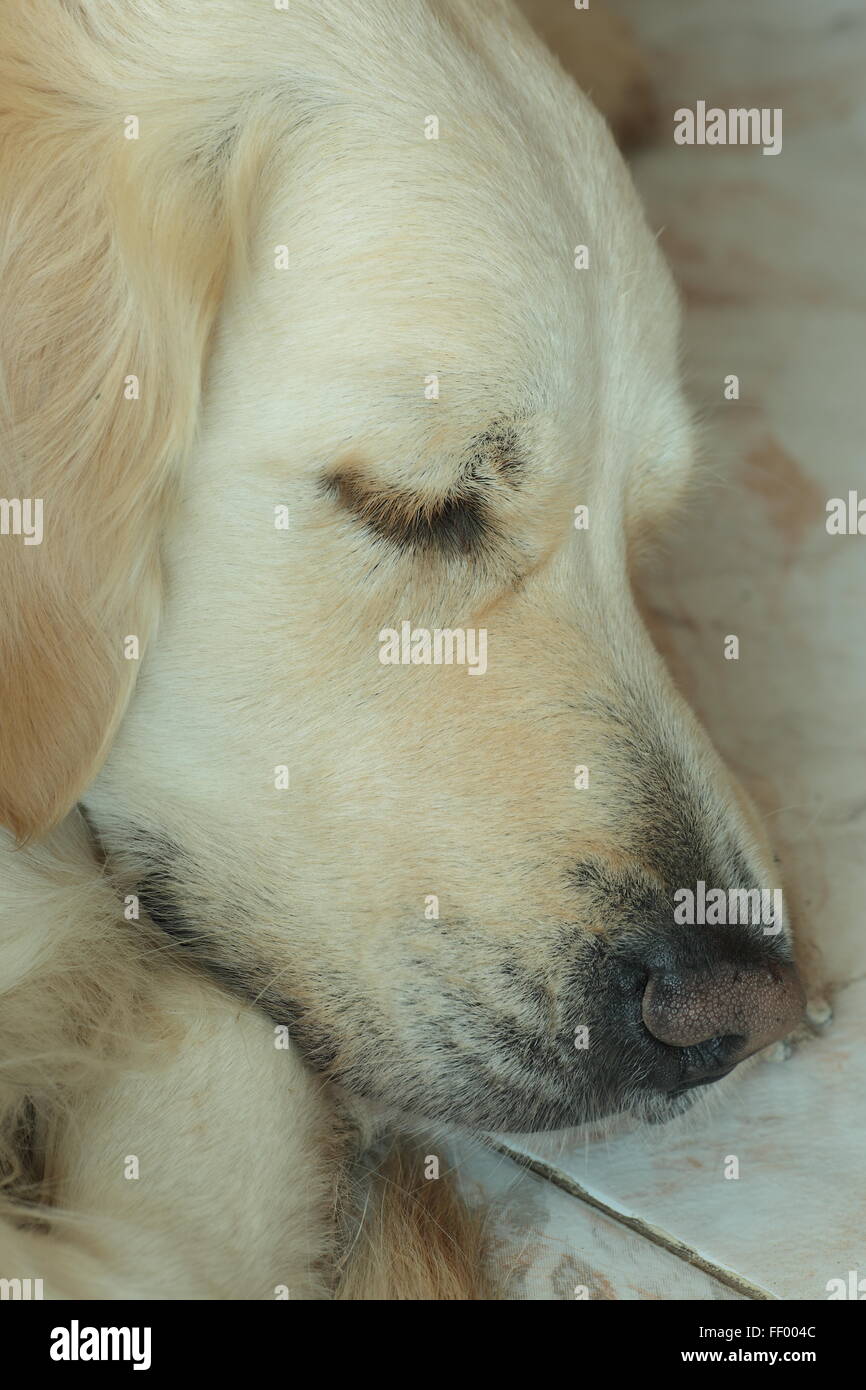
[0, 0, 804, 1299]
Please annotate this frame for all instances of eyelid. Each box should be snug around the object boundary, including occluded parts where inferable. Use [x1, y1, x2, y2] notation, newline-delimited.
[323, 470, 494, 558]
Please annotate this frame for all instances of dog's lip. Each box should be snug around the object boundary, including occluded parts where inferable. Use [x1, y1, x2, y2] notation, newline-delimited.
[641, 1062, 741, 1125]
[643, 1091, 700, 1125]
[667, 1065, 736, 1097]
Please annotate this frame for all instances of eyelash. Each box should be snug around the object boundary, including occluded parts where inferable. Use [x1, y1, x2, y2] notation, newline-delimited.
[392, 491, 493, 557]
[324, 474, 496, 559]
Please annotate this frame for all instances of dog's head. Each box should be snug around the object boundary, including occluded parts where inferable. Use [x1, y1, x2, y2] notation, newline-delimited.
[0, 0, 803, 1130]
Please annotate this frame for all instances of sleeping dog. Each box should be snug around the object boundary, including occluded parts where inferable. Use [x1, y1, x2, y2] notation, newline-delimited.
[0, 0, 803, 1299]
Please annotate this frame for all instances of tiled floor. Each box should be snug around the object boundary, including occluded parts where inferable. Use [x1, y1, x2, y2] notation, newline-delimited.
[457, 0, 866, 1299]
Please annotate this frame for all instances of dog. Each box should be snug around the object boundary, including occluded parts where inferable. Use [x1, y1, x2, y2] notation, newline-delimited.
[0, 0, 804, 1299]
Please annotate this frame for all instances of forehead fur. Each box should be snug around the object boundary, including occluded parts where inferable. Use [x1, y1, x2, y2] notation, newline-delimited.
[203, 12, 683, 498]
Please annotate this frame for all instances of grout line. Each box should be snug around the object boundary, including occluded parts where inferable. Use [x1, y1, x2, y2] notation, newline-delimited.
[485, 1139, 779, 1302]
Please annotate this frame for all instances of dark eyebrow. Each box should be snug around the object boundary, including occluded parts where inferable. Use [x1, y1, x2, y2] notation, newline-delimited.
[322, 470, 496, 558]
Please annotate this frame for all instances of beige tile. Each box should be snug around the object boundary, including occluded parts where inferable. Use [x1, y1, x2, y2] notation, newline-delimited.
[451, 1139, 747, 1300]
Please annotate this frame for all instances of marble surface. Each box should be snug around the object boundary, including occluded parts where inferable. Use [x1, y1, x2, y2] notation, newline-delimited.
[457, 0, 866, 1300]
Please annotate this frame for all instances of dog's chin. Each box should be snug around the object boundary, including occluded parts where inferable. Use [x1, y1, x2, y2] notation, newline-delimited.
[640, 1088, 701, 1126]
[484, 1084, 702, 1142]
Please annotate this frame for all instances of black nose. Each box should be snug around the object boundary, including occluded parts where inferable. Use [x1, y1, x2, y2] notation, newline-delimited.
[635, 933, 805, 1093]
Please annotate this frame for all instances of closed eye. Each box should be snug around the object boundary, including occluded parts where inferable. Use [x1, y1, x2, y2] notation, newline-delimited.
[322, 469, 496, 559]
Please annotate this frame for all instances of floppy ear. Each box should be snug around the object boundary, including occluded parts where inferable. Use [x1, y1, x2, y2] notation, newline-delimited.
[0, 3, 261, 841]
